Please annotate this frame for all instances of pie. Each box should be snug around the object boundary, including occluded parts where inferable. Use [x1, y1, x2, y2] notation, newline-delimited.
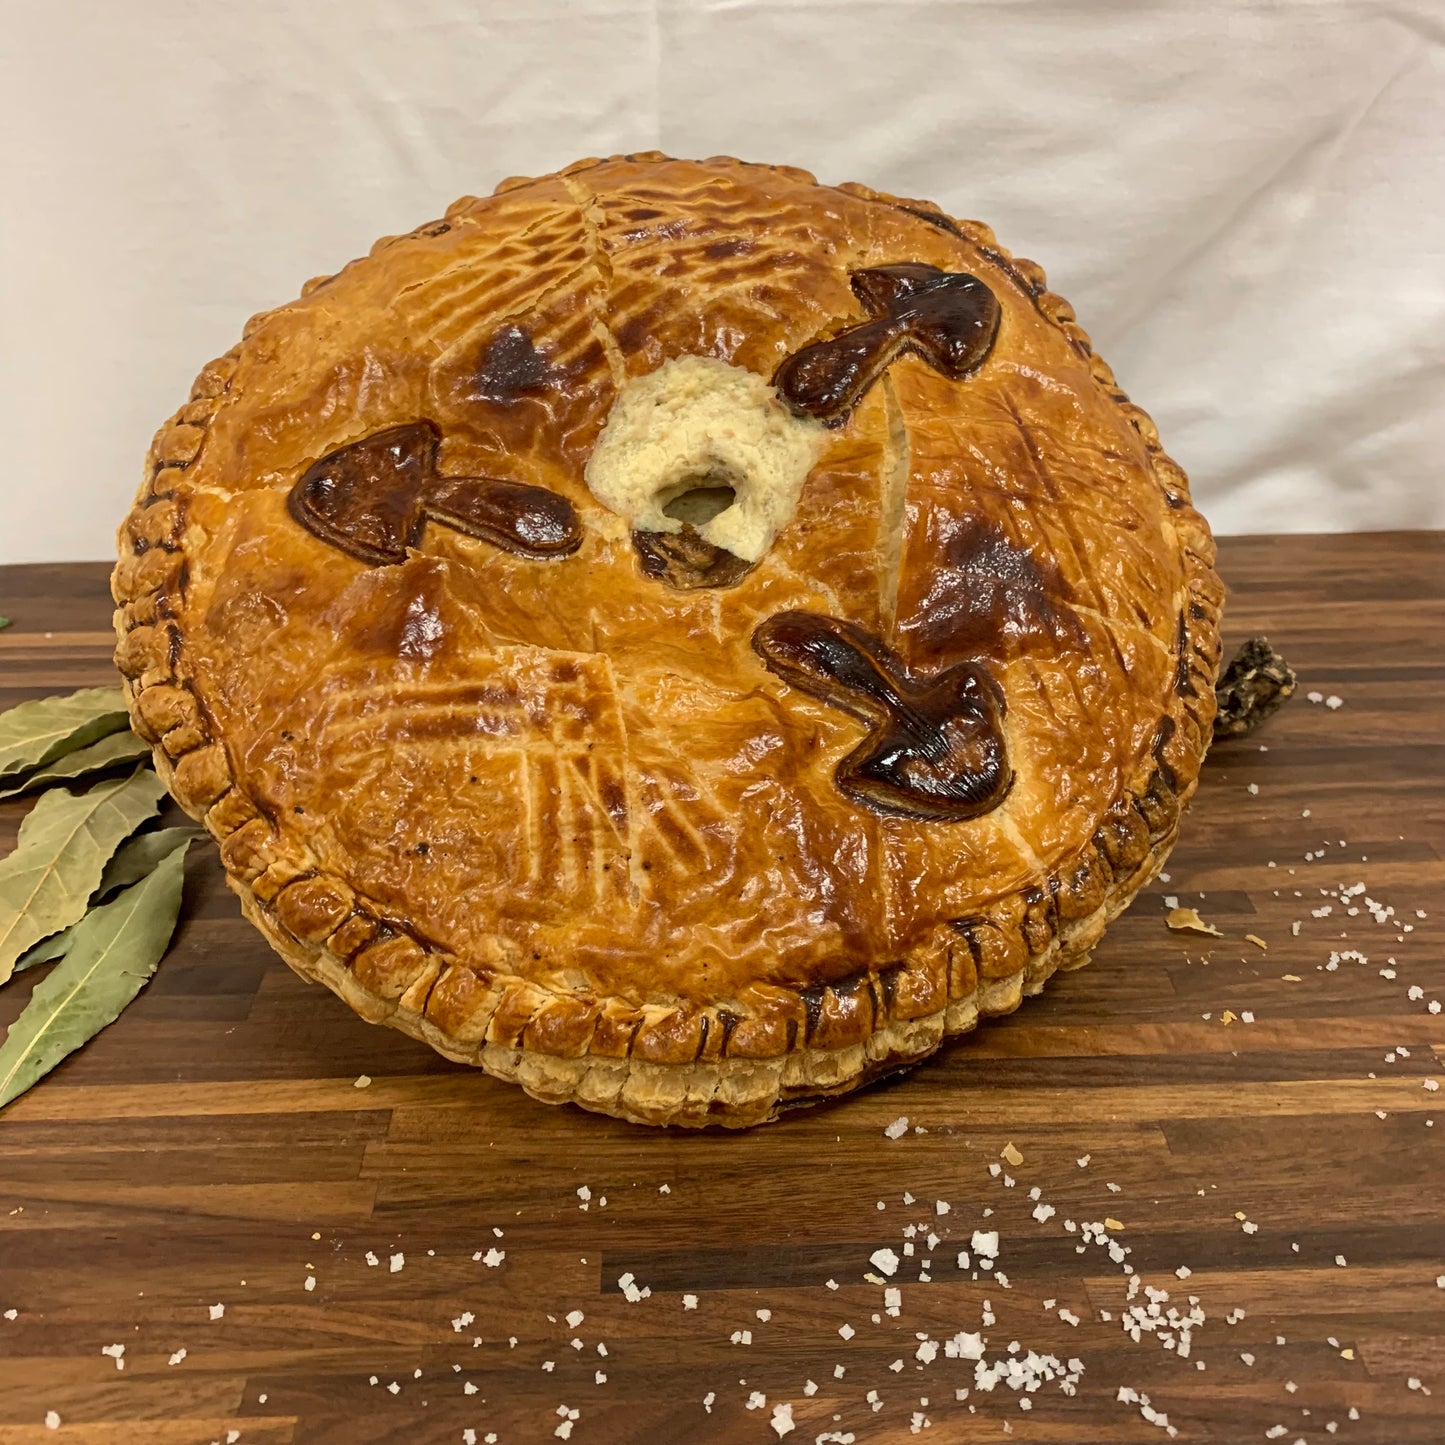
[112, 154, 1223, 1127]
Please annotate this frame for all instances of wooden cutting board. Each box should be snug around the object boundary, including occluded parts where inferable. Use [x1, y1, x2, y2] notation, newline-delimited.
[1, 533, 1441, 1445]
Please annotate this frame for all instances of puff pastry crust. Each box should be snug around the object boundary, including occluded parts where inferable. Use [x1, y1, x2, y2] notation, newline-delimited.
[113, 154, 1222, 1127]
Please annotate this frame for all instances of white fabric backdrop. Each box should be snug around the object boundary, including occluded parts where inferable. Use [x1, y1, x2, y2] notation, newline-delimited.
[3, 0, 1442, 563]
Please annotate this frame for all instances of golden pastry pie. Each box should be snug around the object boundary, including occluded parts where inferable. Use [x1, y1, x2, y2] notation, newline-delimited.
[113, 154, 1222, 1127]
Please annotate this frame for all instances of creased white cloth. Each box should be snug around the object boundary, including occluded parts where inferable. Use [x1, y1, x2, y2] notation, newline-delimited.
[2, 0, 1441, 563]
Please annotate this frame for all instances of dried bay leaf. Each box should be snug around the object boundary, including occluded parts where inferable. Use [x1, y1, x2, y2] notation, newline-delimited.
[0, 769, 166, 985]
[0, 687, 130, 781]
[0, 836, 190, 1109]
[98, 826, 202, 895]
[12, 826, 201, 974]
[14, 924, 75, 973]
[0, 728, 151, 799]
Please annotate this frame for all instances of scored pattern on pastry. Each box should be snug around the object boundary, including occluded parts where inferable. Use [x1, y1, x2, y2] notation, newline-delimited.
[287, 421, 583, 566]
[752, 611, 1013, 822]
[774, 264, 1002, 425]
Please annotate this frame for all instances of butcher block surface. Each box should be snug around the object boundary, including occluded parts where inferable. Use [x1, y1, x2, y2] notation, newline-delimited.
[0, 532, 1441, 1443]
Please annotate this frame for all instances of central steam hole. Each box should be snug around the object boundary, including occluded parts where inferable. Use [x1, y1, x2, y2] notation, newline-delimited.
[661, 477, 738, 528]
[583, 354, 828, 567]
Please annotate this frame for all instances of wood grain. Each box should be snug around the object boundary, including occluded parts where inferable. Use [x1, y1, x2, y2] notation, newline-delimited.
[0, 536, 1441, 1445]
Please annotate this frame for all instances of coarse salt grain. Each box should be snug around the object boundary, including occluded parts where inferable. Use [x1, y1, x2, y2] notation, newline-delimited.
[208, 1303, 224, 1320]
[771, 1402, 795, 1438]
[616, 1272, 648, 1302]
[44, 1413, 60, 1431]
[390, 1253, 404, 1273]
[682, 1294, 697, 1310]
[884, 1117, 910, 1139]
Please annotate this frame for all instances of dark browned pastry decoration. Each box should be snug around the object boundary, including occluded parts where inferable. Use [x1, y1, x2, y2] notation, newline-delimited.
[753, 612, 1011, 821]
[289, 421, 581, 565]
[775, 263, 1001, 424]
[114, 155, 1223, 1128]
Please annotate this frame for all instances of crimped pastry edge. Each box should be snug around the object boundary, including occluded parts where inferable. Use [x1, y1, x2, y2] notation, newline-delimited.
[112, 153, 1224, 1128]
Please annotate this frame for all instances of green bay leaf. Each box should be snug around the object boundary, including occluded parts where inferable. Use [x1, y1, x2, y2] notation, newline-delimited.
[12, 825, 201, 974]
[0, 837, 189, 1109]
[0, 687, 130, 781]
[97, 826, 203, 896]
[0, 728, 151, 799]
[0, 769, 166, 986]
[14, 924, 75, 973]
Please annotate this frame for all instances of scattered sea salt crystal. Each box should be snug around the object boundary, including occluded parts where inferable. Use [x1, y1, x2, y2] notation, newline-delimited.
[44, 1413, 60, 1431]
[770, 1402, 795, 1437]
[483, 1248, 505, 1267]
[682, 1294, 697, 1310]
[884, 1117, 910, 1139]
[353, 1074, 371, 1088]
[208, 1304, 224, 1320]
[389, 1253, 404, 1273]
